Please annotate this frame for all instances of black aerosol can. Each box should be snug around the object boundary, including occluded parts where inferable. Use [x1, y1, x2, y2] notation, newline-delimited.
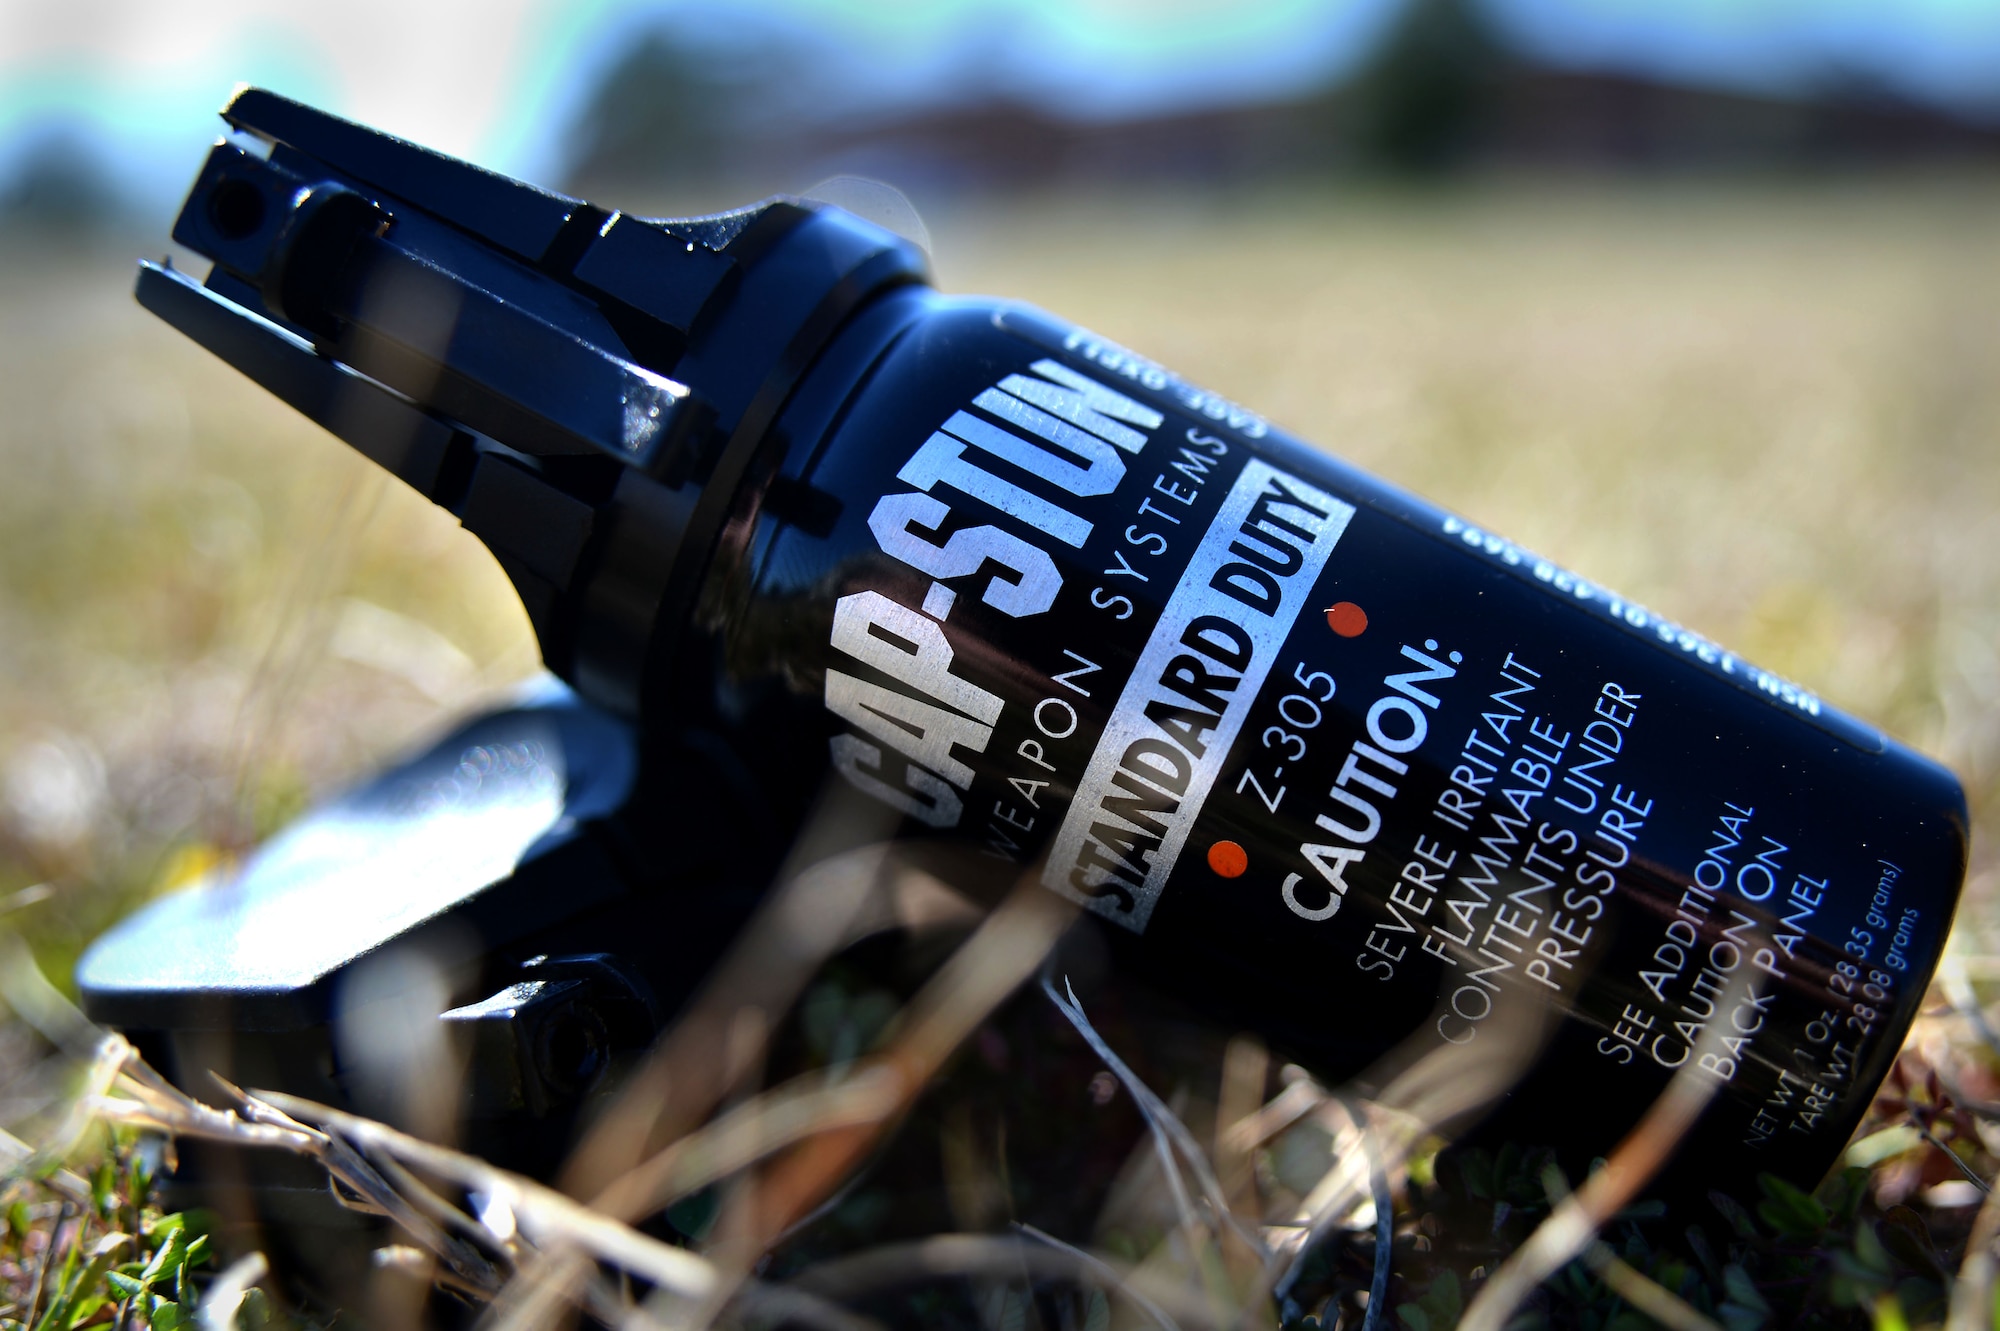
[96, 89, 1968, 1202]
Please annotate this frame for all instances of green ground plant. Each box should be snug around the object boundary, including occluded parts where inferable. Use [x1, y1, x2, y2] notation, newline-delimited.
[0, 1143, 231, 1331]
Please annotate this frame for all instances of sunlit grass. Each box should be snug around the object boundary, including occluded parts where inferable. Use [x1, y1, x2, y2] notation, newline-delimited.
[0, 236, 540, 980]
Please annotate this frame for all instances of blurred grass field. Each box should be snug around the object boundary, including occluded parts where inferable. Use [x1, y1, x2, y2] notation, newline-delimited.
[0, 172, 1994, 993]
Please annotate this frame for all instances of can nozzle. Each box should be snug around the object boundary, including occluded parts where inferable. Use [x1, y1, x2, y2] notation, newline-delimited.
[139, 87, 928, 724]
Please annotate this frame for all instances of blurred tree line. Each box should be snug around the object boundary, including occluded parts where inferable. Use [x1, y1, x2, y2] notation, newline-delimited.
[6, 0, 1995, 230]
[559, 0, 2000, 208]
[0, 132, 128, 233]
[559, 0, 1513, 200]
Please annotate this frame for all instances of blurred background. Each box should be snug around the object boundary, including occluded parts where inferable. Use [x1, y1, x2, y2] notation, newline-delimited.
[0, 0, 1995, 987]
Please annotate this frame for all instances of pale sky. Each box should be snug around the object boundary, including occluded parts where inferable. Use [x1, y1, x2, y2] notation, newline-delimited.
[0, 0, 549, 209]
[0, 0, 1995, 219]
[0, 0, 1404, 213]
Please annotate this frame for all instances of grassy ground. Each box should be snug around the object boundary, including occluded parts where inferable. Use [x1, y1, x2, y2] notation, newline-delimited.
[0, 174, 1994, 1327]
[0, 238, 541, 983]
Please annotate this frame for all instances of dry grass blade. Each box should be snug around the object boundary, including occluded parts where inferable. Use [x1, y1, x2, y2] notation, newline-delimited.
[0, 884, 54, 918]
[1370, 1003, 1549, 1134]
[590, 1062, 904, 1224]
[578, 881, 1075, 1331]
[1043, 975, 1198, 1250]
[725, 1280, 890, 1331]
[1456, 974, 1740, 1331]
[1313, 1098, 1392, 1329]
[1042, 974, 1267, 1262]
[1215, 1037, 1268, 1211]
[251, 1089, 721, 1300]
[561, 839, 906, 1200]
[476, 1256, 589, 1331]
[1013, 1223, 1183, 1331]
[1221, 1074, 1324, 1158]
[0, 934, 101, 1058]
[94, 1077, 504, 1293]
[0, 1124, 90, 1205]
[1248, 1093, 1390, 1326]
[475, 1069, 906, 1331]
[5, 955, 728, 1303]
[792, 1233, 1213, 1329]
[1946, 1163, 2000, 1331]
[1580, 1242, 1722, 1331]
[221, 465, 386, 855]
[88, 1092, 318, 1156]
[748, 881, 1075, 1243]
[0, 1119, 91, 1199]
[21, 1199, 68, 1326]
[126, 1062, 495, 1284]
[363, 1140, 526, 1264]
[1940, 963, 2000, 1064]
[1916, 1120, 1992, 1193]
[1261, 997, 1549, 1292]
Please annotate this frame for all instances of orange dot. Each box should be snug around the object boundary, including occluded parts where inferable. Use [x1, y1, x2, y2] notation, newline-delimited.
[1325, 601, 1368, 637]
[1207, 840, 1248, 878]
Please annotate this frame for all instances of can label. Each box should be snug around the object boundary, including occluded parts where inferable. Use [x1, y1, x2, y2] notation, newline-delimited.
[791, 304, 1963, 1182]
[1045, 458, 1352, 929]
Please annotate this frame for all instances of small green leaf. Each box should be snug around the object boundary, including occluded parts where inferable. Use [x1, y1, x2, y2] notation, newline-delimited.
[1494, 1143, 1523, 1199]
[1880, 1206, 1949, 1282]
[1821, 1166, 1870, 1225]
[1755, 1173, 1828, 1237]
[1709, 1190, 1758, 1240]
[90, 1160, 115, 1219]
[1852, 1219, 1893, 1275]
[1723, 1264, 1770, 1315]
[1458, 1148, 1494, 1200]
[50, 1218, 84, 1299]
[1424, 1269, 1463, 1323]
[1892, 1274, 1943, 1323]
[137, 1228, 186, 1288]
[150, 1302, 188, 1331]
[234, 1287, 271, 1330]
[1719, 1305, 1768, 1331]
[1871, 1291, 1910, 1331]
[1684, 1224, 1721, 1285]
[1846, 1125, 1921, 1171]
[665, 1187, 721, 1243]
[1396, 1304, 1431, 1331]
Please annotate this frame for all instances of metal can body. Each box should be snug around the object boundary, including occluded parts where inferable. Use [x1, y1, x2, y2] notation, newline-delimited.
[695, 291, 1968, 1189]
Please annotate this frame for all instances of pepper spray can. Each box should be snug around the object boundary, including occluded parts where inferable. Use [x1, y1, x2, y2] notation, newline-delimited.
[121, 90, 1969, 1200]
